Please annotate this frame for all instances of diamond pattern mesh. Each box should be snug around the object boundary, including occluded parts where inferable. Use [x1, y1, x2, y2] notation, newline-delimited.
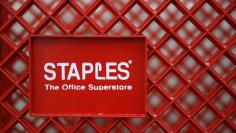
[0, 0, 235, 132]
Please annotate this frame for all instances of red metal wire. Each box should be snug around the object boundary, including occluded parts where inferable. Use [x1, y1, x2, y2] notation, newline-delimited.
[0, 0, 235, 132]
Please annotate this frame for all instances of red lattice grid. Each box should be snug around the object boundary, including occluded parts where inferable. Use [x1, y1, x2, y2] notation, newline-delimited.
[194, 2, 220, 27]
[193, 37, 221, 63]
[193, 71, 222, 97]
[89, 3, 116, 29]
[20, 3, 46, 29]
[2, 21, 29, 46]
[142, 20, 167, 46]
[179, 0, 200, 10]
[158, 37, 186, 63]
[211, 19, 235, 45]
[177, 20, 202, 45]
[0, 0, 235, 133]
[176, 54, 204, 80]
[193, 105, 221, 130]
[143, 0, 165, 11]
[124, 3, 150, 29]
[159, 3, 184, 28]
[55, 3, 81, 30]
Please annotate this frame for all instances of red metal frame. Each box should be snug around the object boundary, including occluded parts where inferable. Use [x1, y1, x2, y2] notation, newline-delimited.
[0, 0, 235, 132]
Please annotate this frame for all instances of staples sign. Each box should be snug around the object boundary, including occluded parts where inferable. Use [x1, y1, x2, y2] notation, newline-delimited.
[30, 36, 146, 117]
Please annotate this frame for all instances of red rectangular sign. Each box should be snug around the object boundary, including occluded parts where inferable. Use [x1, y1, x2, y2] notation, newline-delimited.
[29, 36, 146, 117]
